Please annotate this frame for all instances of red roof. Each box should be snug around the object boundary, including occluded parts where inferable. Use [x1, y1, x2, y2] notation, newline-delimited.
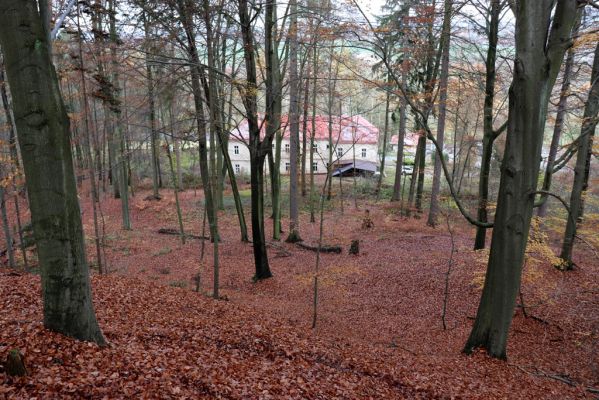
[231, 115, 379, 145]
[390, 131, 421, 147]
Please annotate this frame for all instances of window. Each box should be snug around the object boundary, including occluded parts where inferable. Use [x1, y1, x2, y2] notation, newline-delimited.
[285, 143, 290, 153]
[361, 148, 367, 158]
[285, 162, 290, 171]
[312, 162, 318, 172]
[337, 147, 343, 157]
[326, 144, 329, 149]
[312, 142, 318, 149]
[234, 145, 239, 155]
[235, 164, 240, 174]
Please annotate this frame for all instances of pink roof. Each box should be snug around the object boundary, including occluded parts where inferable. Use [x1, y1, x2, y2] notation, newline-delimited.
[390, 131, 421, 147]
[231, 114, 379, 145]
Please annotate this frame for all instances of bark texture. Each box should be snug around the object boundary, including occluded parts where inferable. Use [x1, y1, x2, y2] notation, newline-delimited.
[464, 0, 577, 359]
[0, 0, 105, 344]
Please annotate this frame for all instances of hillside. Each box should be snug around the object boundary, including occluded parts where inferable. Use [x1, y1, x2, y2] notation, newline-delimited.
[1, 189, 597, 399]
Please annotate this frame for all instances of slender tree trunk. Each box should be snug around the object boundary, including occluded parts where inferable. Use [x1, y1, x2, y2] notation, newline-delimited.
[559, 40, 599, 269]
[0, 187, 15, 268]
[377, 76, 391, 198]
[537, 12, 582, 218]
[392, 62, 408, 202]
[76, 9, 104, 274]
[109, 0, 131, 230]
[286, 0, 302, 243]
[0, 0, 105, 344]
[178, 0, 218, 245]
[465, 0, 577, 359]
[143, 11, 161, 199]
[415, 134, 426, 212]
[428, 0, 452, 227]
[473, 0, 511, 248]
[239, 0, 274, 279]
[309, 45, 318, 223]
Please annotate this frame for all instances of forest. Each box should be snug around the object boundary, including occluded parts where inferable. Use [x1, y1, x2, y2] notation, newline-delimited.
[0, 0, 598, 398]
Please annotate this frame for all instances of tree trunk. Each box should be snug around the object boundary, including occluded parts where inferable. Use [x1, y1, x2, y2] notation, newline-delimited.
[377, 76, 391, 198]
[286, 0, 302, 243]
[428, 0, 452, 227]
[391, 63, 408, 202]
[239, 0, 274, 279]
[109, 0, 131, 230]
[178, 0, 218, 244]
[0, 0, 105, 344]
[474, 0, 503, 249]
[559, 40, 599, 269]
[0, 187, 15, 268]
[464, 0, 577, 359]
[143, 11, 161, 200]
[414, 134, 426, 212]
[537, 11, 582, 218]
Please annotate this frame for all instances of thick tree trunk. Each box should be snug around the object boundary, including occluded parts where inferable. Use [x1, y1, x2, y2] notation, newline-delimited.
[559, 41, 599, 269]
[0, 0, 105, 344]
[464, 0, 577, 359]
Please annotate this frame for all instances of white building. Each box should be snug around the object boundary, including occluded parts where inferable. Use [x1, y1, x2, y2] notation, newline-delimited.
[228, 115, 380, 175]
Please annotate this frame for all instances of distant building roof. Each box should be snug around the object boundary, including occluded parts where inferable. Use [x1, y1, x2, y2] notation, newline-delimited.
[390, 131, 421, 147]
[231, 114, 379, 145]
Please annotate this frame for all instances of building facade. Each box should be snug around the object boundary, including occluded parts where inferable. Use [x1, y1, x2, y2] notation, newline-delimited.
[229, 115, 380, 175]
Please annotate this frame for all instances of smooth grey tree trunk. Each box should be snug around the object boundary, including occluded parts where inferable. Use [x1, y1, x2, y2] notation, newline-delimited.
[537, 12, 582, 218]
[109, 0, 131, 230]
[392, 62, 408, 202]
[286, 0, 302, 243]
[464, 0, 577, 359]
[0, 0, 105, 344]
[559, 40, 599, 269]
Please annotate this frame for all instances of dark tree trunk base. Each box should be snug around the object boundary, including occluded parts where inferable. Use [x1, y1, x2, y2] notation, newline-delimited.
[285, 230, 302, 244]
[349, 240, 360, 255]
[5, 349, 27, 376]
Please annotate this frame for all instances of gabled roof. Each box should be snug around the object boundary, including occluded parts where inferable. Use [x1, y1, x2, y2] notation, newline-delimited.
[230, 114, 379, 145]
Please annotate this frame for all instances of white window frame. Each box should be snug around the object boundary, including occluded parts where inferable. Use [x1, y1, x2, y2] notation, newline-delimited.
[234, 145, 239, 155]
[285, 143, 290, 153]
[361, 148, 367, 158]
[312, 162, 318, 172]
[235, 164, 240, 174]
[337, 147, 343, 157]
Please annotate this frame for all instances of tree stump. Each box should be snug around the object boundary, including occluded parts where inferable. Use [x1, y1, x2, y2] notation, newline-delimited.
[349, 240, 360, 255]
[5, 349, 27, 376]
[362, 209, 374, 230]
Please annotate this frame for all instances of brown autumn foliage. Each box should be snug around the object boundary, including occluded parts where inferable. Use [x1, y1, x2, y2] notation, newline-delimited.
[0, 185, 598, 398]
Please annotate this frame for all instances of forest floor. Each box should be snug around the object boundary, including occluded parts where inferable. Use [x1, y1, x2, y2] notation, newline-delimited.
[1, 183, 598, 399]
